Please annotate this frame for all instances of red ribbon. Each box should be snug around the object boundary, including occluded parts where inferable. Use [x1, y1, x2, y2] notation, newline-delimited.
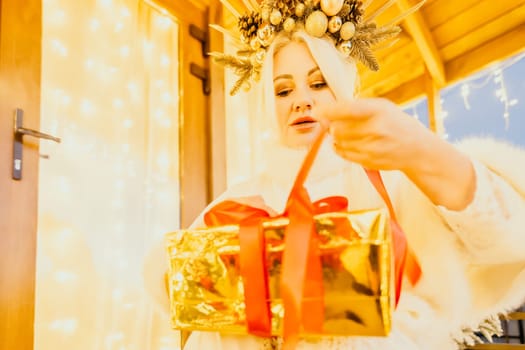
[204, 131, 421, 348]
[204, 194, 348, 337]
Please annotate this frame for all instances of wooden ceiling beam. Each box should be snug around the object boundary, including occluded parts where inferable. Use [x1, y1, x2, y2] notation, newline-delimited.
[379, 75, 426, 105]
[424, 70, 444, 135]
[446, 22, 525, 85]
[396, 0, 446, 87]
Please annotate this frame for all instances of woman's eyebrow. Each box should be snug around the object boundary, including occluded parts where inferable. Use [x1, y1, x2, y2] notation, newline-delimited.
[307, 67, 320, 76]
[274, 68, 320, 82]
[273, 74, 293, 82]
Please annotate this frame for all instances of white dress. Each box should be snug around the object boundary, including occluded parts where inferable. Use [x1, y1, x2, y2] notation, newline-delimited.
[144, 137, 525, 350]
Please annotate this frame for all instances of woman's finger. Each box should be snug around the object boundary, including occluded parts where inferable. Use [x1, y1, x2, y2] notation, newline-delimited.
[322, 97, 391, 122]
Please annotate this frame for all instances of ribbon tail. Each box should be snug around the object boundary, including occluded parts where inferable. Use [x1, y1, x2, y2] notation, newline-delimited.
[239, 219, 272, 336]
[281, 186, 319, 345]
[364, 169, 422, 305]
[390, 219, 407, 306]
[405, 247, 422, 285]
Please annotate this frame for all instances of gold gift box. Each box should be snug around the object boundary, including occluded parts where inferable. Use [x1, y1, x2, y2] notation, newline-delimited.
[165, 208, 393, 337]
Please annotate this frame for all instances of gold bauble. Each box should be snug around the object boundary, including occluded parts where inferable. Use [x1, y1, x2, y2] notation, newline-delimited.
[270, 9, 282, 25]
[283, 17, 296, 32]
[320, 0, 344, 17]
[305, 11, 328, 38]
[295, 3, 306, 17]
[337, 40, 352, 56]
[328, 16, 342, 33]
[257, 23, 275, 46]
[251, 48, 266, 66]
[340, 21, 356, 40]
[250, 37, 261, 50]
[261, 7, 271, 21]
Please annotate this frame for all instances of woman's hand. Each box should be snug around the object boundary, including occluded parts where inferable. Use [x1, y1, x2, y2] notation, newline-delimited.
[323, 97, 476, 211]
[324, 98, 429, 171]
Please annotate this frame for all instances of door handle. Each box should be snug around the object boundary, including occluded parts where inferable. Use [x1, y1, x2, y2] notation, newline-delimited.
[12, 108, 61, 180]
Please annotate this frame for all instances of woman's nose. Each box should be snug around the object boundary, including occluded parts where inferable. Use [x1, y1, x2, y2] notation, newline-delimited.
[292, 92, 313, 112]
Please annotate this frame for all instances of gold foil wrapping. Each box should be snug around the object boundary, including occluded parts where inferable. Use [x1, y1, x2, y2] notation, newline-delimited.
[165, 208, 392, 337]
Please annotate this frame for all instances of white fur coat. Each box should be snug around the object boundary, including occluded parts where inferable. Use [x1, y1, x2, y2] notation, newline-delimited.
[144, 137, 525, 350]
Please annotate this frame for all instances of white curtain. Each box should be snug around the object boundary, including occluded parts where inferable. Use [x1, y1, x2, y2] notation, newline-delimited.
[224, 38, 269, 188]
[36, 0, 181, 349]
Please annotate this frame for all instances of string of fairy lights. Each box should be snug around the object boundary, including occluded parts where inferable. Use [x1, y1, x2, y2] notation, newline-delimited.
[409, 52, 524, 135]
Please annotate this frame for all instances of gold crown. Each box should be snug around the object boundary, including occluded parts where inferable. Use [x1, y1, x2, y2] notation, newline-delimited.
[211, 0, 424, 95]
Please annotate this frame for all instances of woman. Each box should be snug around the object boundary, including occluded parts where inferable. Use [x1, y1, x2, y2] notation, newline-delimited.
[144, 5, 525, 350]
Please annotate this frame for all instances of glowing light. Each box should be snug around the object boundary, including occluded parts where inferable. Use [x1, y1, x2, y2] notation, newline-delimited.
[89, 18, 101, 31]
[98, 0, 112, 7]
[460, 84, 471, 110]
[61, 94, 71, 106]
[53, 270, 78, 283]
[84, 58, 95, 70]
[112, 98, 124, 109]
[161, 92, 172, 104]
[112, 198, 124, 209]
[154, 80, 166, 90]
[156, 152, 171, 171]
[112, 289, 124, 301]
[80, 99, 96, 116]
[160, 54, 171, 67]
[115, 21, 124, 32]
[50, 9, 66, 25]
[154, 108, 172, 127]
[126, 82, 140, 101]
[123, 119, 134, 128]
[115, 179, 125, 190]
[57, 176, 71, 194]
[120, 6, 131, 18]
[235, 118, 248, 130]
[492, 68, 515, 129]
[114, 222, 124, 233]
[57, 228, 75, 241]
[143, 40, 154, 53]
[104, 332, 125, 350]
[155, 15, 172, 30]
[49, 319, 78, 334]
[119, 45, 130, 57]
[50, 39, 68, 57]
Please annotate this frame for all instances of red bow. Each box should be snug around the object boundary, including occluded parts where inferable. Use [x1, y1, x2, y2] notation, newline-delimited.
[204, 194, 349, 338]
[204, 132, 421, 349]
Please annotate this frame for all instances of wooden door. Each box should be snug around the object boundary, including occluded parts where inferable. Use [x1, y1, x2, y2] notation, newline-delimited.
[0, 1, 42, 350]
[0, 0, 222, 349]
[157, 0, 223, 227]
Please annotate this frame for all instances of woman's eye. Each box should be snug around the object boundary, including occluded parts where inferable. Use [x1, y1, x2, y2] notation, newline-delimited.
[311, 81, 327, 89]
[276, 89, 291, 97]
